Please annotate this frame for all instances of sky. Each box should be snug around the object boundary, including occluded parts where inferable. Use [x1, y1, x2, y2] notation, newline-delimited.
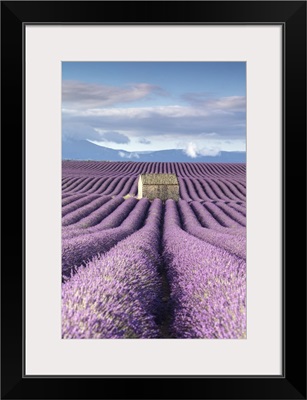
[62, 62, 246, 157]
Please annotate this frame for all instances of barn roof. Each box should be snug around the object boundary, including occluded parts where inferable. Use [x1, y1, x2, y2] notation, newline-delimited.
[139, 173, 179, 185]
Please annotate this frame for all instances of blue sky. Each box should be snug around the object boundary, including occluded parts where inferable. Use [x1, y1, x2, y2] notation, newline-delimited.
[62, 62, 246, 157]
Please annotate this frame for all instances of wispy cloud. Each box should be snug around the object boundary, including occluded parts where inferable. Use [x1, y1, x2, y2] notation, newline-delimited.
[182, 93, 246, 112]
[183, 142, 221, 158]
[63, 96, 245, 119]
[62, 80, 166, 109]
[205, 96, 246, 112]
[63, 101, 245, 140]
[118, 151, 139, 159]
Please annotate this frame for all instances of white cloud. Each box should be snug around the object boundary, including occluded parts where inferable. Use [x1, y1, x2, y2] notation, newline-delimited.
[184, 142, 198, 158]
[183, 142, 221, 158]
[118, 151, 140, 159]
[208, 96, 246, 111]
[63, 105, 207, 119]
[183, 93, 246, 112]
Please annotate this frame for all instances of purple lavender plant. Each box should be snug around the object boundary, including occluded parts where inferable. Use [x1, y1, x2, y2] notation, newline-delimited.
[62, 198, 150, 280]
[62, 199, 163, 339]
[163, 200, 246, 339]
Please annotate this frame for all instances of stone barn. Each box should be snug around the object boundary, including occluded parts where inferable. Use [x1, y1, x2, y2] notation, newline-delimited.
[138, 174, 179, 201]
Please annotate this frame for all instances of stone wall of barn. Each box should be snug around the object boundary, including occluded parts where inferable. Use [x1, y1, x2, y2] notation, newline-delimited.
[137, 178, 143, 198]
[142, 184, 179, 201]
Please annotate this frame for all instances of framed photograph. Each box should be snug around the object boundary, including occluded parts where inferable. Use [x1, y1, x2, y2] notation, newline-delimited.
[1, 1, 306, 399]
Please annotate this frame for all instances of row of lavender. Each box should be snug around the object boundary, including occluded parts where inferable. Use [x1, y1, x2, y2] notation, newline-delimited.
[62, 162, 245, 202]
[63, 160, 245, 179]
[62, 196, 245, 275]
[62, 199, 163, 338]
[62, 161, 246, 339]
[62, 176, 245, 202]
[62, 198, 246, 339]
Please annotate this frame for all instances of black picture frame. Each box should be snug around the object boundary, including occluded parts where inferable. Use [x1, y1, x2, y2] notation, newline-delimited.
[1, 1, 306, 399]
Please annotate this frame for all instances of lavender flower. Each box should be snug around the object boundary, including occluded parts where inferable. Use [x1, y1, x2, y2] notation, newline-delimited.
[163, 200, 246, 339]
[62, 199, 163, 339]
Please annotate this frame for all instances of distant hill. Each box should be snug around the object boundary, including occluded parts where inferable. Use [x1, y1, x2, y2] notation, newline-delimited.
[62, 139, 246, 163]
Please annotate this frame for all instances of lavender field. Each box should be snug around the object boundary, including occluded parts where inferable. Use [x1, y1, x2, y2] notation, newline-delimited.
[62, 161, 246, 339]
